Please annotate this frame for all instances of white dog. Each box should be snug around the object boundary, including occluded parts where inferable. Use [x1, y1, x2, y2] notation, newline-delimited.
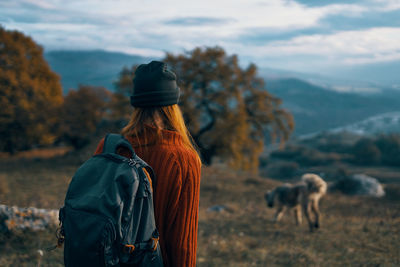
[265, 173, 327, 231]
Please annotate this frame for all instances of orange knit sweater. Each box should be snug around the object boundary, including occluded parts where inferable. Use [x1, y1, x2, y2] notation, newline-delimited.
[94, 126, 201, 267]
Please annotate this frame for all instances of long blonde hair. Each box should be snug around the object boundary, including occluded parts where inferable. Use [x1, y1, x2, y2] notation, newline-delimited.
[121, 104, 200, 160]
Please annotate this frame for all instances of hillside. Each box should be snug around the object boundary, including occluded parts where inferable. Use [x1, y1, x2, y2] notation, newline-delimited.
[267, 78, 400, 135]
[44, 50, 400, 135]
[329, 112, 400, 135]
[333, 60, 400, 88]
[0, 156, 399, 266]
[44, 50, 150, 93]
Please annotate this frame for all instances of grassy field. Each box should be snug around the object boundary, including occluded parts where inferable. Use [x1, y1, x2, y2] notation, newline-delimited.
[0, 155, 399, 266]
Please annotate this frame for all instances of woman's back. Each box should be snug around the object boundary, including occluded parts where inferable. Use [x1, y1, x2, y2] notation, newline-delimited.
[95, 125, 201, 267]
[129, 125, 201, 267]
[96, 60, 201, 267]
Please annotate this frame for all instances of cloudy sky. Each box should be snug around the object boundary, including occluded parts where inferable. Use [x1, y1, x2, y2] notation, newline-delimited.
[1, 0, 400, 80]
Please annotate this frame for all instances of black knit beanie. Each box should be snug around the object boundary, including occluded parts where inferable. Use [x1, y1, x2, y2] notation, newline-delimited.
[130, 61, 180, 107]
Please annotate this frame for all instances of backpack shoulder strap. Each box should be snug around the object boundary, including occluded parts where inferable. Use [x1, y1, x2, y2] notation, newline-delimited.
[103, 133, 135, 157]
[135, 155, 157, 191]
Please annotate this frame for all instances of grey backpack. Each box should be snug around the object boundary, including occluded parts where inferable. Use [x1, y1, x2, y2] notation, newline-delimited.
[58, 134, 163, 267]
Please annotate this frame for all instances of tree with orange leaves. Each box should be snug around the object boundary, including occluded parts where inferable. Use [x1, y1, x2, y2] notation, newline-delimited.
[0, 27, 63, 153]
[165, 47, 294, 170]
[114, 47, 294, 170]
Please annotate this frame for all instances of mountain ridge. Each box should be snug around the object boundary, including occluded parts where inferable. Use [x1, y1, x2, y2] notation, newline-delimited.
[266, 78, 400, 135]
[44, 50, 400, 136]
[44, 50, 151, 93]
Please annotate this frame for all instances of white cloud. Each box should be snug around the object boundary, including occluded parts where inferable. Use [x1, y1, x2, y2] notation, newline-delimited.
[371, 0, 400, 11]
[104, 46, 165, 58]
[1, 0, 373, 55]
[230, 27, 400, 66]
[21, 0, 56, 9]
[1, 0, 400, 73]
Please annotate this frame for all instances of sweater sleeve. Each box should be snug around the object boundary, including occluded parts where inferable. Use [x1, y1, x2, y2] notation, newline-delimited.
[165, 155, 201, 267]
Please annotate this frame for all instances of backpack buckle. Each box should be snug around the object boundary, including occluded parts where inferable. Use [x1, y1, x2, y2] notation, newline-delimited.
[123, 244, 135, 254]
[150, 230, 159, 251]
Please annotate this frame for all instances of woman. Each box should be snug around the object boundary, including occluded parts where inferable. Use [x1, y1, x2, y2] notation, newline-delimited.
[94, 61, 202, 267]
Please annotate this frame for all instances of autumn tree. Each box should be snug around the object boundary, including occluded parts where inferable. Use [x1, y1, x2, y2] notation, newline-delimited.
[114, 47, 294, 170]
[109, 66, 135, 122]
[165, 47, 294, 169]
[59, 85, 110, 149]
[0, 26, 63, 153]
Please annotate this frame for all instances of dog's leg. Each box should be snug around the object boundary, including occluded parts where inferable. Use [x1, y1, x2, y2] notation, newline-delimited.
[294, 205, 302, 225]
[274, 206, 286, 223]
[302, 201, 314, 232]
[311, 199, 321, 229]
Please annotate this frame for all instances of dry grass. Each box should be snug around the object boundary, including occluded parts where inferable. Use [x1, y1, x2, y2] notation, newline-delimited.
[197, 164, 400, 266]
[0, 229, 64, 267]
[0, 159, 75, 209]
[0, 158, 399, 266]
[0, 147, 72, 160]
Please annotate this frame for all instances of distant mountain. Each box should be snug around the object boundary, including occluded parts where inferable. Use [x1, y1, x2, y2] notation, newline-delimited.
[43, 50, 400, 136]
[261, 67, 387, 94]
[329, 112, 400, 135]
[266, 78, 400, 135]
[332, 60, 400, 88]
[44, 50, 151, 93]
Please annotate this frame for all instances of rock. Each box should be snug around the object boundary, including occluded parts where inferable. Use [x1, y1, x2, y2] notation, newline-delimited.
[0, 204, 59, 232]
[332, 174, 385, 197]
[207, 205, 227, 212]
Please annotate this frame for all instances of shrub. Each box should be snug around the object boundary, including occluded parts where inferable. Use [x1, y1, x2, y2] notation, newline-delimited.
[352, 138, 381, 165]
[271, 145, 341, 166]
[375, 134, 400, 166]
[270, 145, 303, 160]
[265, 161, 299, 179]
[59, 85, 110, 149]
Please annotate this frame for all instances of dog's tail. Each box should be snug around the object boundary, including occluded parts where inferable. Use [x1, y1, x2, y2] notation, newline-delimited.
[301, 173, 327, 195]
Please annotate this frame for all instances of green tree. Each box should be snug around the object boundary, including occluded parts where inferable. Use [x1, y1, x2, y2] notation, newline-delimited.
[0, 27, 63, 153]
[114, 47, 294, 170]
[60, 85, 110, 149]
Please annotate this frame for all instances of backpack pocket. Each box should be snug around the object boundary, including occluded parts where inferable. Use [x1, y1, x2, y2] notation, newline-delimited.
[61, 206, 119, 267]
